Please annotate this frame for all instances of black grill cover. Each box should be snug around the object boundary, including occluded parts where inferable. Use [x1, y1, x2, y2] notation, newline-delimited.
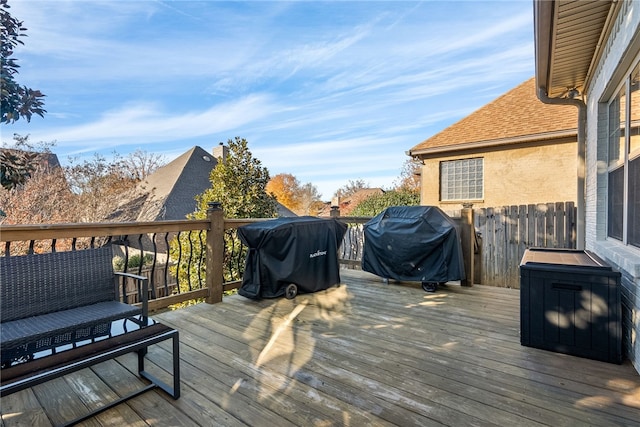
[237, 217, 348, 299]
[362, 206, 465, 283]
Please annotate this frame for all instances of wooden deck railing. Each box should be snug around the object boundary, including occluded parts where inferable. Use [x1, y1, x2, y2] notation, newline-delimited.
[0, 204, 373, 312]
[0, 204, 478, 311]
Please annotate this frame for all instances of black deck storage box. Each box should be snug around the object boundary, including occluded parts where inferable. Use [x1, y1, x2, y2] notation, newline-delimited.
[520, 248, 621, 364]
[237, 217, 347, 300]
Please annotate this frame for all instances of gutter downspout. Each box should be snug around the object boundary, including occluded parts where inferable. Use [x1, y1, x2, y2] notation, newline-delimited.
[537, 88, 586, 250]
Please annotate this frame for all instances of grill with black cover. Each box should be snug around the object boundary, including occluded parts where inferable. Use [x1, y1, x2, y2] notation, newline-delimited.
[362, 206, 465, 288]
[238, 216, 348, 299]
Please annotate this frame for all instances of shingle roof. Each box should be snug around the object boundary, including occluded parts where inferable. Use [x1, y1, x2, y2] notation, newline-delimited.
[108, 146, 217, 222]
[410, 78, 578, 155]
[107, 145, 296, 222]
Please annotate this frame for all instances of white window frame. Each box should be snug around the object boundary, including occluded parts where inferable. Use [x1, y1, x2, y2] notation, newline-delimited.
[439, 157, 484, 202]
[607, 60, 640, 248]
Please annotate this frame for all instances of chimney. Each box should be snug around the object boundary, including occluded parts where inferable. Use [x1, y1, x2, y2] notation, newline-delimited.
[213, 142, 229, 163]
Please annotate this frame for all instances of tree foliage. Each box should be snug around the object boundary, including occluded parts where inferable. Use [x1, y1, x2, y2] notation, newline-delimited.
[267, 173, 323, 215]
[192, 137, 277, 219]
[267, 173, 302, 212]
[334, 178, 369, 199]
[0, 133, 57, 191]
[174, 137, 276, 297]
[1, 0, 46, 124]
[393, 157, 422, 194]
[298, 182, 325, 216]
[1, 141, 166, 224]
[0, 134, 45, 190]
[349, 189, 420, 217]
[0, 152, 72, 224]
[121, 149, 165, 181]
[65, 153, 140, 222]
[64, 150, 163, 222]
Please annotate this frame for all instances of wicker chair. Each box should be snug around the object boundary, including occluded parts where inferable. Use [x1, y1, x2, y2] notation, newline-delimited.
[0, 246, 180, 423]
[0, 247, 146, 366]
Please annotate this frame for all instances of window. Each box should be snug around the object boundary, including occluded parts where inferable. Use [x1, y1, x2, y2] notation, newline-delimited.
[440, 158, 483, 201]
[607, 62, 640, 248]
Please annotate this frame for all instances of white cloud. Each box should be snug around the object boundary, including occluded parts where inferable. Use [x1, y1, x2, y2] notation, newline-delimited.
[4, 1, 536, 198]
[25, 94, 279, 151]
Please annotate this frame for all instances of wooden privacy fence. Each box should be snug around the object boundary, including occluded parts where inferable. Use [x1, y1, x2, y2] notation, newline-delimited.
[474, 201, 576, 288]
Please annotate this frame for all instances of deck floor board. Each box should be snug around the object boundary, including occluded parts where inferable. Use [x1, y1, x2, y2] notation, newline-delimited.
[2, 270, 639, 426]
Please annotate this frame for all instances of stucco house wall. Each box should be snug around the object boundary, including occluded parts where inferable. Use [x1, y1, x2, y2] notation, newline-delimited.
[583, 0, 640, 374]
[410, 78, 578, 211]
[419, 139, 577, 209]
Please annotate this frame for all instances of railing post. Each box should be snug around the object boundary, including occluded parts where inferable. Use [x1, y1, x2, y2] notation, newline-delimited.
[206, 202, 224, 304]
[460, 203, 475, 287]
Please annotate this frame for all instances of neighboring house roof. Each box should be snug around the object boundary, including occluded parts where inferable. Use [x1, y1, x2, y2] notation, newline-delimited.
[107, 145, 296, 222]
[276, 203, 297, 217]
[328, 188, 384, 216]
[0, 148, 61, 171]
[409, 78, 578, 157]
[108, 146, 217, 222]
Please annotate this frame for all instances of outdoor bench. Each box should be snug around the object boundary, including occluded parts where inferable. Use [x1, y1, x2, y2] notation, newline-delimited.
[0, 246, 180, 426]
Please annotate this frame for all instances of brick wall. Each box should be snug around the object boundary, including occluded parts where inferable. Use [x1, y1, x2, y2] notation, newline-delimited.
[586, 0, 640, 374]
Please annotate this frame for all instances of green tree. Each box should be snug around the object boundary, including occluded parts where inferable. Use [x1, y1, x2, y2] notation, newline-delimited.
[0, 134, 54, 191]
[1, 0, 46, 124]
[349, 189, 420, 217]
[192, 137, 277, 219]
[171, 137, 277, 297]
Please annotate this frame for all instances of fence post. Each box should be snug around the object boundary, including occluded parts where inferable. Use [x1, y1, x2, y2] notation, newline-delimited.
[460, 203, 475, 287]
[206, 202, 225, 304]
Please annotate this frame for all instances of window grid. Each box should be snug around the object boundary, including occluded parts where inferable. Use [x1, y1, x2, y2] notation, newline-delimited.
[440, 158, 483, 201]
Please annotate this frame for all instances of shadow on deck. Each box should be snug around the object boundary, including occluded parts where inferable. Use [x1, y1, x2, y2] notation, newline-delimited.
[2, 270, 639, 426]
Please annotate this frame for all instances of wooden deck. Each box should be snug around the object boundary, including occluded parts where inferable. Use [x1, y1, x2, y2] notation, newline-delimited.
[2, 269, 639, 426]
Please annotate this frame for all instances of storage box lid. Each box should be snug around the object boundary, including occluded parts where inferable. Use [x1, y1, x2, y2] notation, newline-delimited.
[520, 248, 613, 270]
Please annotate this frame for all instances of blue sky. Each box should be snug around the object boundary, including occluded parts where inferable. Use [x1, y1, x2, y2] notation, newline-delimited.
[2, 0, 534, 200]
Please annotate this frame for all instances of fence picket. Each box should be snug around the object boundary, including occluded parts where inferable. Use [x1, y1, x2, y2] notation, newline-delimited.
[474, 201, 576, 288]
[555, 202, 566, 248]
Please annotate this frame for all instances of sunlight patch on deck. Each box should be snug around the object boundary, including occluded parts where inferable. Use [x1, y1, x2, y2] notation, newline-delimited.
[254, 300, 309, 368]
[575, 395, 613, 409]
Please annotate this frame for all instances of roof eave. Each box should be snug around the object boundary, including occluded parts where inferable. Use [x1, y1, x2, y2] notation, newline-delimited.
[409, 129, 577, 158]
[534, 0, 616, 100]
[534, 0, 554, 100]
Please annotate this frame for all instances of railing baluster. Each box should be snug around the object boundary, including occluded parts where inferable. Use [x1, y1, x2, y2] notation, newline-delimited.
[187, 231, 194, 291]
[137, 234, 144, 276]
[122, 235, 129, 274]
[197, 230, 204, 288]
[150, 233, 158, 299]
[164, 233, 170, 295]
[176, 231, 182, 292]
